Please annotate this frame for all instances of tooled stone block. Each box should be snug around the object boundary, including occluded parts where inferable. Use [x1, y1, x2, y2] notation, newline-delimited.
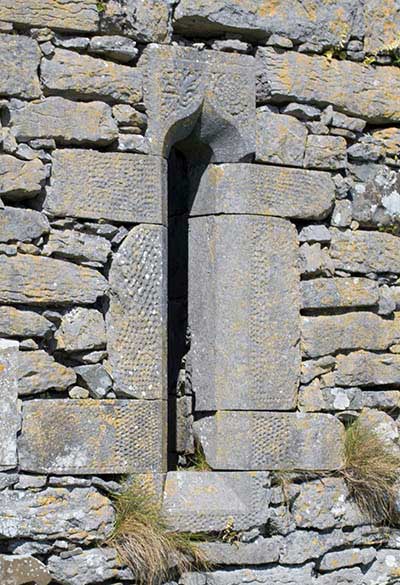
[194, 412, 344, 471]
[18, 399, 166, 474]
[188, 215, 300, 411]
[0, 347, 19, 470]
[0, 35, 41, 99]
[45, 149, 166, 224]
[162, 471, 270, 532]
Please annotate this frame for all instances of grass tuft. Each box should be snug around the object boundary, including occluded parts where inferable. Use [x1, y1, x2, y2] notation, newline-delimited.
[180, 441, 211, 472]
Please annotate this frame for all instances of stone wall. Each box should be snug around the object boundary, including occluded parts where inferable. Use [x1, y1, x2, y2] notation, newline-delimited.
[1, 1, 400, 584]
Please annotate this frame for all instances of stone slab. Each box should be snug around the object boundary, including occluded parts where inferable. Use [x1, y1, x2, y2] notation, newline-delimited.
[0, 307, 52, 338]
[188, 215, 300, 411]
[107, 225, 167, 399]
[257, 47, 400, 123]
[17, 350, 76, 396]
[180, 565, 314, 585]
[47, 549, 121, 585]
[194, 412, 344, 471]
[0, 254, 107, 305]
[45, 149, 166, 224]
[9, 97, 118, 145]
[335, 351, 400, 387]
[0, 347, 19, 469]
[300, 277, 379, 309]
[0, 207, 49, 243]
[43, 229, 111, 265]
[0, 0, 99, 32]
[364, 0, 400, 54]
[0, 555, 51, 585]
[162, 471, 270, 532]
[19, 399, 166, 474]
[0, 487, 113, 542]
[0, 155, 46, 201]
[190, 163, 334, 220]
[255, 111, 307, 167]
[0, 35, 41, 99]
[141, 45, 255, 161]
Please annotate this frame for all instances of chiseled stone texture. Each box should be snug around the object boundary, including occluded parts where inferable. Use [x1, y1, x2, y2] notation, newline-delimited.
[0, 155, 46, 200]
[0, 207, 49, 243]
[102, 0, 170, 42]
[191, 163, 334, 220]
[0, 0, 99, 32]
[55, 308, 106, 352]
[255, 111, 307, 167]
[194, 412, 344, 471]
[188, 215, 300, 411]
[45, 150, 166, 224]
[0, 487, 113, 542]
[162, 471, 270, 532]
[19, 399, 166, 474]
[0, 35, 41, 99]
[41, 49, 142, 104]
[107, 225, 167, 399]
[300, 277, 379, 310]
[17, 350, 76, 396]
[335, 351, 400, 387]
[47, 549, 123, 585]
[257, 48, 400, 123]
[0, 255, 107, 305]
[180, 564, 314, 585]
[0, 307, 52, 338]
[0, 347, 19, 469]
[8, 97, 118, 145]
[0, 555, 51, 585]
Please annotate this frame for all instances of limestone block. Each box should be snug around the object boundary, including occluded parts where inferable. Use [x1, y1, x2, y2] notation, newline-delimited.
[280, 529, 351, 565]
[101, 0, 170, 43]
[45, 150, 166, 224]
[335, 351, 400, 387]
[141, 45, 255, 161]
[0, 347, 19, 469]
[330, 228, 400, 274]
[41, 49, 142, 104]
[43, 229, 111, 264]
[0, 255, 107, 305]
[0, 0, 98, 32]
[9, 97, 118, 145]
[180, 565, 314, 585]
[0, 207, 49, 243]
[188, 216, 300, 411]
[304, 135, 347, 170]
[0, 487, 113, 542]
[191, 163, 334, 220]
[74, 364, 112, 398]
[0, 155, 46, 200]
[17, 350, 76, 396]
[162, 471, 270, 532]
[48, 549, 122, 585]
[364, 0, 400, 54]
[55, 308, 106, 352]
[194, 412, 344, 471]
[107, 225, 167, 400]
[320, 547, 377, 572]
[372, 127, 400, 157]
[0, 555, 51, 585]
[257, 48, 400, 123]
[255, 111, 307, 166]
[89, 35, 138, 63]
[0, 35, 41, 99]
[317, 568, 364, 585]
[19, 399, 166, 474]
[352, 165, 400, 226]
[301, 312, 400, 358]
[362, 390, 400, 410]
[0, 307, 52, 338]
[198, 537, 282, 565]
[300, 277, 379, 309]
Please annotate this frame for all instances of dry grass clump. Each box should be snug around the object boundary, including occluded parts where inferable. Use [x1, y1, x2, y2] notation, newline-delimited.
[180, 441, 211, 472]
[107, 480, 211, 585]
[340, 418, 400, 525]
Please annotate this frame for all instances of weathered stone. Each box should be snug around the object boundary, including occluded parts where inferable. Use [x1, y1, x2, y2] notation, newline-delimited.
[45, 150, 166, 224]
[372, 127, 400, 158]
[300, 278, 379, 309]
[55, 308, 106, 353]
[0, 35, 41, 99]
[191, 164, 334, 220]
[299, 382, 363, 413]
[299, 225, 331, 244]
[301, 356, 336, 384]
[0, 487, 113, 542]
[180, 564, 314, 585]
[47, 548, 122, 585]
[162, 472, 270, 532]
[43, 229, 111, 265]
[101, 0, 170, 42]
[0, 555, 51, 585]
[352, 165, 400, 226]
[282, 103, 321, 120]
[320, 547, 376, 572]
[9, 97, 118, 145]
[198, 537, 282, 566]
[107, 225, 166, 400]
[89, 35, 138, 62]
[335, 351, 400, 387]
[299, 243, 334, 276]
[280, 529, 350, 565]
[0, 207, 49, 243]
[188, 216, 299, 411]
[17, 350, 76, 396]
[255, 111, 307, 167]
[361, 390, 400, 410]
[304, 135, 347, 170]
[364, 0, 400, 54]
[41, 49, 142, 104]
[75, 364, 112, 398]
[257, 48, 400, 123]
[331, 200, 352, 227]
[301, 312, 400, 358]
[194, 412, 344, 471]
[0, 0, 98, 32]
[330, 228, 400, 274]
[0, 155, 46, 200]
[363, 549, 400, 584]
[141, 45, 255, 161]
[19, 399, 166, 474]
[0, 347, 19, 469]
[0, 255, 107, 305]
[317, 567, 364, 584]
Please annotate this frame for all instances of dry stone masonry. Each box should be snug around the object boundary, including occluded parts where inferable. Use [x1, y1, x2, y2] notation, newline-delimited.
[1, 1, 400, 585]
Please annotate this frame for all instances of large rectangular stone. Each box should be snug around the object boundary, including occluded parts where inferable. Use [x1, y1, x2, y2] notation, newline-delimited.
[330, 229, 400, 274]
[300, 278, 379, 310]
[335, 351, 400, 387]
[0, 254, 107, 305]
[19, 399, 166, 474]
[0, 0, 99, 32]
[257, 48, 400, 123]
[107, 225, 167, 400]
[162, 471, 270, 532]
[188, 215, 300, 411]
[0, 347, 19, 470]
[190, 164, 334, 220]
[45, 150, 166, 223]
[0, 35, 41, 99]
[194, 412, 344, 471]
